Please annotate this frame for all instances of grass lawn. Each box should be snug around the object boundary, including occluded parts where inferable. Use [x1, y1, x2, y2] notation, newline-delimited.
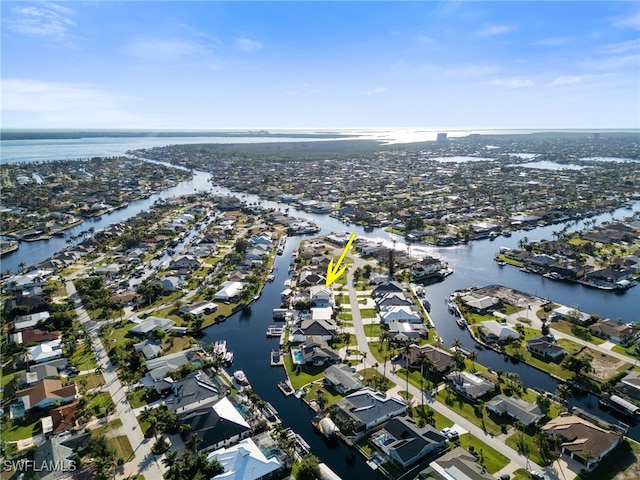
[412, 405, 454, 430]
[2, 415, 43, 441]
[368, 341, 401, 363]
[505, 431, 548, 466]
[357, 367, 396, 393]
[68, 372, 104, 390]
[109, 435, 135, 462]
[87, 392, 115, 417]
[360, 308, 377, 319]
[436, 389, 508, 436]
[502, 344, 572, 380]
[284, 354, 327, 390]
[335, 294, 350, 304]
[551, 320, 606, 345]
[68, 345, 98, 370]
[126, 386, 161, 409]
[338, 312, 353, 321]
[89, 418, 123, 436]
[612, 344, 640, 360]
[1, 365, 23, 407]
[458, 433, 510, 474]
[305, 384, 343, 408]
[364, 322, 383, 338]
[99, 320, 135, 350]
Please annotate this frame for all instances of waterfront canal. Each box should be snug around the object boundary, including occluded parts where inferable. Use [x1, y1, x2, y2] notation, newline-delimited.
[3, 140, 640, 474]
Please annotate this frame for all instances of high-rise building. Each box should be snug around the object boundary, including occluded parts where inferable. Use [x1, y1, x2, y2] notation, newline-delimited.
[436, 132, 448, 142]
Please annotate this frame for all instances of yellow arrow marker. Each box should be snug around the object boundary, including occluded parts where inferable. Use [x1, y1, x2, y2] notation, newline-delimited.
[325, 233, 357, 288]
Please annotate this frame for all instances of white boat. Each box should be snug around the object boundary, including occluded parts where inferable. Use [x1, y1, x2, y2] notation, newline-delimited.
[214, 340, 227, 356]
[233, 370, 249, 385]
[224, 351, 234, 364]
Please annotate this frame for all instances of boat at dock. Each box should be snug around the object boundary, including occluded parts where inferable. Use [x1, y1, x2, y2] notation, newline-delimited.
[233, 370, 250, 386]
[278, 380, 294, 396]
[312, 415, 339, 438]
[271, 350, 284, 366]
[223, 351, 234, 365]
[266, 326, 285, 337]
[214, 340, 227, 356]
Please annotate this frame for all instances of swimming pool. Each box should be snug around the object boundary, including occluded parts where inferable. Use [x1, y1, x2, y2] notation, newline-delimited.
[291, 348, 303, 364]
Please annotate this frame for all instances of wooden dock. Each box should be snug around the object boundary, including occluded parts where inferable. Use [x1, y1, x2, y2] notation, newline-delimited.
[271, 349, 285, 367]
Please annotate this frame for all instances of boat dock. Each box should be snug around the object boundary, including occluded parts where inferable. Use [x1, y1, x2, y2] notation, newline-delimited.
[278, 380, 294, 396]
[266, 325, 285, 337]
[271, 349, 284, 367]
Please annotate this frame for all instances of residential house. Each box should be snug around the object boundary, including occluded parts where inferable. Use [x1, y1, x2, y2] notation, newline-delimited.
[542, 414, 623, 470]
[478, 321, 520, 343]
[16, 363, 60, 388]
[289, 319, 336, 343]
[387, 321, 427, 342]
[526, 334, 566, 360]
[169, 255, 201, 270]
[418, 446, 495, 480]
[301, 337, 340, 366]
[179, 300, 219, 317]
[549, 306, 592, 325]
[207, 435, 285, 480]
[15, 378, 77, 412]
[371, 417, 447, 469]
[376, 292, 413, 310]
[14, 311, 51, 331]
[324, 364, 362, 394]
[34, 433, 89, 480]
[584, 268, 635, 289]
[330, 387, 406, 434]
[372, 281, 405, 296]
[461, 295, 501, 314]
[309, 286, 333, 307]
[589, 319, 636, 345]
[27, 339, 63, 364]
[214, 281, 244, 301]
[403, 344, 455, 375]
[129, 316, 176, 336]
[178, 396, 251, 453]
[145, 347, 204, 382]
[298, 271, 326, 286]
[380, 306, 422, 324]
[165, 370, 225, 413]
[133, 340, 163, 360]
[446, 371, 495, 400]
[152, 276, 182, 292]
[12, 328, 60, 345]
[615, 371, 640, 403]
[486, 395, 544, 426]
[47, 400, 82, 436]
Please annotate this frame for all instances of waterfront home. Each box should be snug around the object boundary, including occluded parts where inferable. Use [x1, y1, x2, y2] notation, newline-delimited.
[549, 305, 592, 325]
[550, 260, 592, 280]
[14, 311, 51, 331]
[151, 276, 182, 292]
[129, 316, 176, 336]
[371, 416, 447, 469]
[526, 334, 566, 360]
[300, 337, 340, 367]
[615, 371, 640, 403]
[298, 270, 326, 286]
[289, 319, 336, 343]
[27, 339, 63, 364]
[460, 295, 501, 314]
[164, 370, 224, 413]
[46, 400, 82, 436]
[214, 281, 245, 300]
[486, 394, 544, 426]
[144, 347, 204, 382]
[583, 267, 635, 289]
[248, 232, 275, 246]
[445, 371, 495, 400]
[388, 321, 427, 342]
[330, 387, 406, 435]
[309, 286, 333, 307]
[15, 378, 77, 413]
[178, 396, 251, 453]
[418, 445, 495, 480]
[323, 364, 362, 394]
[380, 306, 422, 324]
[372, 281, 405, 296]
[206, 435, 285, 480]
[542, 414, 623, 470]
[179, 300, 219, 317]
[133, 339, 163, 360]
[588, 319, 636, 345]
[478, 320, 520, 343]
[376, 292, 414, 309]
[403, 344, 455, 374]
[11, 328, 60, 345]
[169, 254, 201, 270]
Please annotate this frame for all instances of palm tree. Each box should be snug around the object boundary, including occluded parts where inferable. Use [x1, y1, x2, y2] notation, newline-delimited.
[94, 364, 104, 385]
[452, 338, 462, 350]
[402, 342, 413, 398]
[468, 350, 478, 370]
[416, 350, 430, 410]
[362, 351, 368, 385]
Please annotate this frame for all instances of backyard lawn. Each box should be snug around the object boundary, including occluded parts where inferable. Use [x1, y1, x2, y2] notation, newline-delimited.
[458, 433, 510, 474]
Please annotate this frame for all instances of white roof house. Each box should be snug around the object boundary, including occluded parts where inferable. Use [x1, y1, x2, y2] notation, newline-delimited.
[207, 437, 283, 480]
[28, 339, 63, 364]
[380, 306, 422, 324]
[14, 311, 51, 331]
[130, 316, 176, 336]
[478, 321, 520, 342]
[214, 281, 244, 300]
[447, 371, 495, 399]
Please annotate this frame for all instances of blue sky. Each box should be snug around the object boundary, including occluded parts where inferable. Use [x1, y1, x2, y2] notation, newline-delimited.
[2, 1, 639, 129]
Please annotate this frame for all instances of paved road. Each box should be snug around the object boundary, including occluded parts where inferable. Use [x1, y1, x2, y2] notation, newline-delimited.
[341, 256, 573, 480]
[66, 280, 164, 480]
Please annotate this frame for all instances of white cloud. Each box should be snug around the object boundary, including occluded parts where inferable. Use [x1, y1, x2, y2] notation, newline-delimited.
[547, 76, 582, 87]
[361, 86, 389, 95]
[123, 38, 204, 62]
[475, 24, 516, 37]
[611, 10, 640, 30]
[489, 78, 534, 88]
[6, 3, 76, 39]
[1, 78, 143, 126]
[234, 37, 263, 53]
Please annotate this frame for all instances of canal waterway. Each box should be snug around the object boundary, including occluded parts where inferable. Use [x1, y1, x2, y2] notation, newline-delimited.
[2, 137, 640, 473]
